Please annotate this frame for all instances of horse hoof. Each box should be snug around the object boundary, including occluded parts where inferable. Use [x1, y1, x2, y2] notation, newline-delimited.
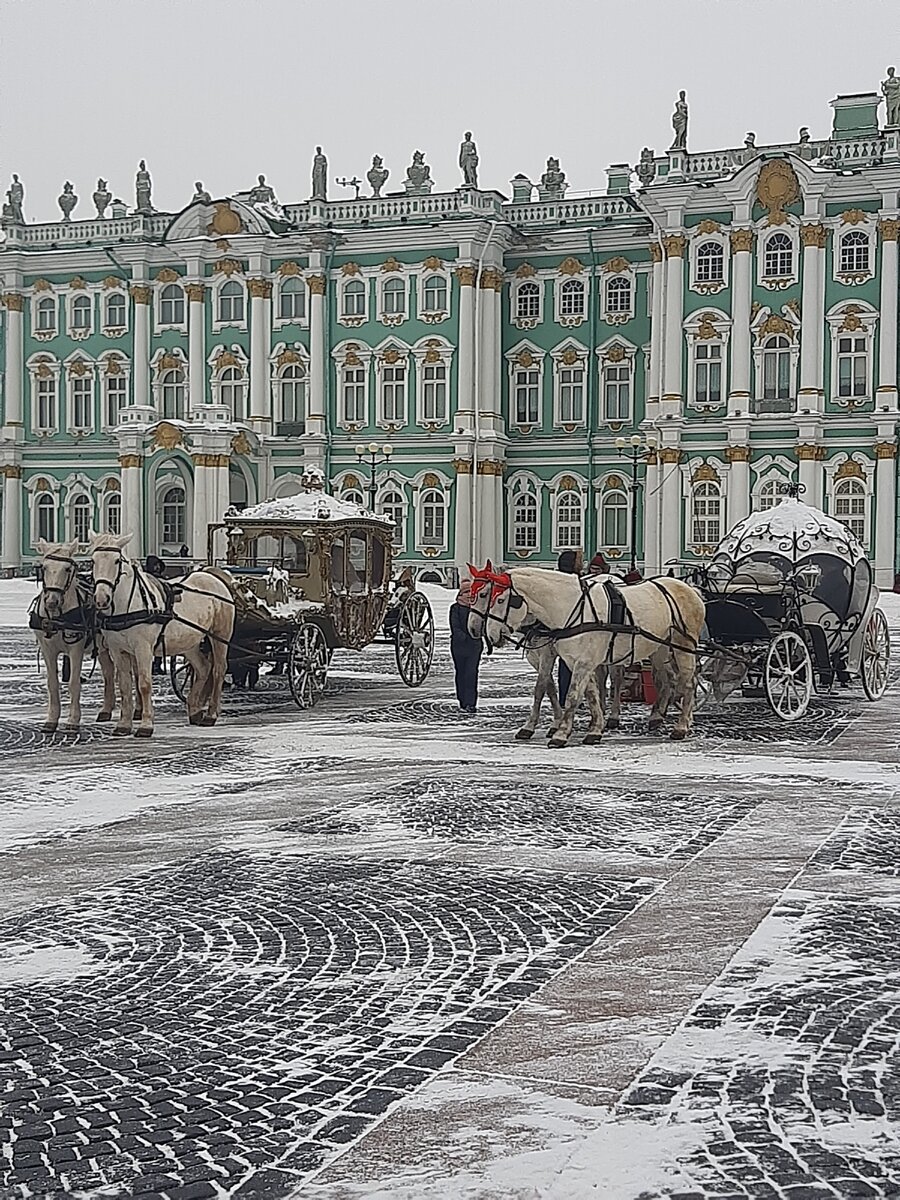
[134, 727, 154, 739]
[41, 723, 58, 735]
[65, 723, 80, 733]
[548, 737, 568, 750]
[648, 720, 663, 734]
[188, 713, 203, 726]
[583, 733, 603, 745]
[546, 727, 557, 738]
[198, 715, 216, 727]
[96, 712, 112, 723]
[670, 728, 688, 741]
[606, 718, 620, 731]
[113, 726, 131, 736]
[515, 729, 534, 741]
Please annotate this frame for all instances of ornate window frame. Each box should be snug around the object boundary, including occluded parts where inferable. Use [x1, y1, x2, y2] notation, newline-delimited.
[27, 353, 61, 436]
[689, 224, 729, 294]
[208, 345, 250, 420]
[684, 309, 731, 412]
[750, 305, 801, 409]
[412, 336, 453, 429]
[376, 477, 408, 550]
[269, 343, 309, 433]
[101, 484, 122, 535]
[31, 286, 58, 342]
[757, 222, 799, 291]
[63, 354, 95, 437]
[273, 272, 308, 331]
[507, 472, 542, 559]
[26, 475, 62, 545]
[550, 340, 588, 430]
[412, 470, 451, 556]
[596, 338, 638, 427]
[750, 455, 795, 513]
[554, 272, 588, 329]
[824, 454, 874, 550]
[211, 271, 248, 333]
[63, 475, 95, 548]
[681, 460, 726, 556]
[505, 342, 545, 432]
[550, 474, 586, 554]
[99, 351, 131, 431]
[417, 260, 451, 325]
[378, 263, 409, 327]
[510, 266, 544, 330]
[337, 267, 370, 328]
[602, 260, 635, 325]
[374, 340, 411, 431]
[101, 287, 129, 338]
[833, 213, 877, 286]
[826, 301, 877, 409]
[596, 472, 631, 560]
[155, 274, 188, 332]
[150, 348, 189, 419]
[66, 285, 95, 341]
[332, 341, 372, 431]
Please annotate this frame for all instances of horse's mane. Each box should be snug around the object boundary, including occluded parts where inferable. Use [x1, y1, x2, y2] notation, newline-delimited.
[90, 533, 128, 554]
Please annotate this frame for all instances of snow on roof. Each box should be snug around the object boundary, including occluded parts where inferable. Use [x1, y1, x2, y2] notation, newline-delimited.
[716, 498, 865, 564]
[232, 490, 390, 525]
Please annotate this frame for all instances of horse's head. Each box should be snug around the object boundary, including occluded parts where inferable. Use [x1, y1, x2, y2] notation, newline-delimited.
[35, 538, 79, 617]
[88, 531, 132, 612]
[466, 561, 528, 647]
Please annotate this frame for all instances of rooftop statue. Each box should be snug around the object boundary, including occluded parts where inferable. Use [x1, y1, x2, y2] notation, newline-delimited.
[799, 126, 810, 144]
[459, 132, 478, 188]
[135, 159, 153, 213]
[539, 156, 567, 200]
[7, 174, 24, 223]
[93, 178, 111, 218]
[883, 66, 900, 127]
[367, 155, 389, 198]
[404, 150, 433, 195]
[311, 148, 328, 201]
[58, 181, 77, 222]
[192, 181, 211, 204]
[636, 147, 655, 186]
[744, 132, 756, 150]
[249, 174, 276, 205]
[670, 90, 688, 151]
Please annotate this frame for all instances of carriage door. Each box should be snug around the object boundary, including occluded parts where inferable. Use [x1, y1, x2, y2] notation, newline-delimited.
[330, 533, 367, 649]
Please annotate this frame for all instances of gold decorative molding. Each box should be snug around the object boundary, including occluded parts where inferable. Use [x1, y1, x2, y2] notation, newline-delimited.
[691, 462, 720, 482]
[696, 313, 719, 340]
[560, 347, 583, 366]
[659, 447, 682, 464]
[558, 257, 584, 276]
[129, 284, 151, 305]
[455, 265, 476, 287]
[558, 475, 578, 490]
[696, 219, 720, 235]
[423, 347, 442, 364]
[102, 276, 121, 290]
[602, 256, 630, 274]
[215, 350, 240, 370]
[152, 422, 183, 450]
[839, 304, 863, 332]
[215, 239, 232, 252]
[757, 159, 800, 223]
[306, 274, 326, 295]
[231, 430, 253, 456]
[343, 347, 362, 367]
[192, 453, 231, 468]
[452, 457, 473, 474]
[515, 262, 536, 278]
[879, 218, 900, 242]
[649, 242, 664, 263]
[841, 208, 869, 225]
[796, 443, 825, 461]
[156, 268, 179, 284]
[118, 454, 143, 469]
[423, 256, 443, 271]
[68, 359, 90, 377]
[105, 357, 123, 376]
[799, 223, 827, 249]
[786, 298, 801, 316]
[836, 458, 864, 478]
[213, 259, 243, 277]
[340, 262, 360, 276]
[604, 474, 623, 491]
[2, 292, 24, 312]
[421, 472, 440, 488]
[758, 313, 794, 340]
[32, 279, 52, 292]
[479, 267, 504, 291]
[276, 348, 301, 367]
[644, 449, 658, 466]
[69, 277, 87, 290]
[477, 459, 505, 476]
[0, 465, 23, 479]
[186, 282, 206, 303]
[382, 348, 402, 364]
[381, 256, 403, 273]
[206, 203, 243, 237]
[604, 344, 626, 362]
[158, 351, 183, 370]
[104, 477, 120, 492]
[663, 234, 686, 258]
[278, 261, 302, 277]
[247, 278, 272, 299]
[34, 477, 50, 492]
[515, 349, 534, 368]
[35, 363, 52, 379]
[725, 445, 751, 463]
[875, 441, 897, 459]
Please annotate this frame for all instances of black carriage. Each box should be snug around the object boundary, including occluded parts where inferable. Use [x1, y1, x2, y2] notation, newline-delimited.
[691, 493, 890, 722]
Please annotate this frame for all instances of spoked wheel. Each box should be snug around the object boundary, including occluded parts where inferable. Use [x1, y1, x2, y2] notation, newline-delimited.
[169, 655, 194, 704]
[764, 631, 813, 722]
[861, 608, 890, 701]
[395, 591, 435, 687]
[288, 623, 329, 709]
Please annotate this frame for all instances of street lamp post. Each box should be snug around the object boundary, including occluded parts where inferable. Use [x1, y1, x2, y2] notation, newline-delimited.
[355, 441, 393, 512]
[615, 433, 656, 574]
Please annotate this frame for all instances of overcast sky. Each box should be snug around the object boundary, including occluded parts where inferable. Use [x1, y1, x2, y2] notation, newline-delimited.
[2, 0, 897, 223]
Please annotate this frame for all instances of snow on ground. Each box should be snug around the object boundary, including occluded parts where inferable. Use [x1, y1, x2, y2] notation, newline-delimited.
[0, 577, 37, 627]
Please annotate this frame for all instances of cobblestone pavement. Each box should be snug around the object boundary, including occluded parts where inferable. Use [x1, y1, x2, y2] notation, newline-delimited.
[1, 593, 900, 1199]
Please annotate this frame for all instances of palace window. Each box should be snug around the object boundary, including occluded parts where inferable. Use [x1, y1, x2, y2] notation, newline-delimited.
[762, 336, 792, 400]
[36, 377, 57, 431]
[603, 362, 631, 422]
[220, 366, 246, 422]
[279, 277, 306, 322]
[105, 292, 127, 330]
[839, 230, 870, 275]
[691, 481, 721, 544]
[758, 479, 782, 511]
[380, 490, 406, 548]
[279, 364, 306, 428]
[36, 494, 56, 542]
[161, 486, 186, 546]
[559, 279, 585, 319]
[421, 275, 447, 313]
[71, 295, 92, 332]
[159, 283, 185, 326]
[601, 489, 628, 547]
[420, 489, 446, 546]
[70, 495, 91, 546]
[763, 232, 793, 279]
[105, 373, 127, 428]
[555, 491, 582, 550]
[557, 364, 584, 424]
[383, 277, 406, 317]
[516, 281, 540, 321]
[381, 363, 406, 424]
[834, 477, 866, 543]
[36, 297, 56, 334]
[695, 342, 723, 405]
[341, 488, 365, 508]
[512, 493, 538, 550]
[104, 493, 122, 536]
[837, 334, 867, 398]
[696, 241, 724, 283]
[71, 376, 93, 431]
[343, 279, 366, 318]
[605, 276, 632, 315]
[218, 280, 244, 324]
[342, 366, 367, 424]
[514, 367, 540, 425]
[421, 363, 447, 423]
[161, 368, 186, 420]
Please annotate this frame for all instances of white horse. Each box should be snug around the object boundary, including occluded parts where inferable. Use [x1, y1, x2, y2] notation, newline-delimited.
[32, 540, 116, 733]
[89, 533, 235, 737]
[468, 566, 704, 747]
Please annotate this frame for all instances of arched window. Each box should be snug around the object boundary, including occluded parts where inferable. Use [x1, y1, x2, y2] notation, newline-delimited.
[70, 495, 91, 546]
[219, 366, 246, 421]
[840, 230, 869, 275]
[161, 486, 186, 546]
[762, 335, 792, 400]
[422, 275, 447, 313]
[159, 284, 185, 325]
[343, 279, 366, 317]
[834, 477, 866, 542]
[105, 292, 127, 330]
[104, 492, 122, 535]
[696, 242, 724, 283]
[161, 368, 186, 419]
[512, 493, 538, 550]
[557, 359, 584, 424]
[555, 491, 582, 550]
[837, 332, 867, 398]
[36, 493, 55, 543]
[420, 489, 446, 546]
[36, 297, 56, 333]
[383, 277, 406, 316]
[560, 279, 585, 318]
[71, 372, 93, 431]
[695, 342, 723, 405]
[279, 364, 306, 428]
[601, 489, 628, 547]
[218, 280, 244, 323]
[36, 376, 57, 431]
[691, 481, 721, 545]
[341, 363, 367, 423]
[758, 479, 783, 511]
[516, 281, 540, 320]
[341, 488, 365, 508]
[763, 232, 793, 279]
[279, 277, 306, 322]
[606, 276, 632, 314]
[380, 490, 405, 548]
[71, 295, 92, 331]
[513, 366, 540, 425]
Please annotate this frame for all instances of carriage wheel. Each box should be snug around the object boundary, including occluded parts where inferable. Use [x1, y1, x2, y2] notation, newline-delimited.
[169, 655, 194, 703]
[861, 608, 890, 701]
[395, 591, 435, 687]
[764, 631, 813, 722]
[288, 623, 329, 709]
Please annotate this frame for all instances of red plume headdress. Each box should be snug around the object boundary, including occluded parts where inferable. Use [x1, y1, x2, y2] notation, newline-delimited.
[467, 560, 512, 606]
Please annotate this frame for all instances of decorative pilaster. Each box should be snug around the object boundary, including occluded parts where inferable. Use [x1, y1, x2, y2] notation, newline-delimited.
[118, 453, 145, 558]
[1, 465, 22, 570]
[799, 223, 827, 412]
[796, 442, 825, 509]
[248, 278, 272, 429]
[647, 243, 664, 411]
[191, 452, 231, 558]
[728, 230, 753, 415]
[874, 441, 897, 585]
[455, 266, 476, 433]
[187, 283, 206, 416]
[725, 444, 751, 525]
[452, 456, 473, 570]
[130, 285, 151, 411]
[643, 451, 660, 575]
[878, 219, 899, 411]
[662, 235, 685, 414]
[1, 293, 24, 428]
[307, 273, 327, 452]
[658, 447, 682, 566]
[476, 457, 505, 567]
[478, 267, 504, 433]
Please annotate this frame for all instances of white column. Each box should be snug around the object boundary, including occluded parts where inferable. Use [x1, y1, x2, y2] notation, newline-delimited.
[728, 231, 753, 415]
[187, 283, 206, 415]
[191, 460, 209, 561]
[643, 455, 660, 575]
[453, 460, 473, 569]
[661, 235, 685, 415]
[130, 286, 151, 411]
[248, 278, 271, 429]
[874, 444, 897, 587]
[798, 449, 822, 510]
[477, 269, 502, 429]
[659, 450, 682, 567]
[798, 224, 826, 412]
[119, 455, 145, 558]
[647, 247, 664, 413]
[878, 221, 899, 409]
[2, 467, 22, 570]
[455, 267, 476, 431]
[477, 466, 503, 567]
[726, 449, 751, 525]
[307, 274, 326, 443]
[2, 294, 24, 427]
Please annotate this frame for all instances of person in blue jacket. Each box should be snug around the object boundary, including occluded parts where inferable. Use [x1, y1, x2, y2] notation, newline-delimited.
[449, 578, 482, 714]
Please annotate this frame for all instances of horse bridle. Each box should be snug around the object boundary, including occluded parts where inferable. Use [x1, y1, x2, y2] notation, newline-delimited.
[471, 579, 524, 641]
[91, 547, 126, 595]
[40, 553, 78, 602]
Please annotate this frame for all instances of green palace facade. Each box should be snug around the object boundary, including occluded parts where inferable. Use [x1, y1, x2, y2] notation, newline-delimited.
[3, 79, 900, 584]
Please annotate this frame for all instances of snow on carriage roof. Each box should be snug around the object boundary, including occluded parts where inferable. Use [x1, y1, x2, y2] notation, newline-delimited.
[229, 491, 392, 525]
[715, 497, 866, 564]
